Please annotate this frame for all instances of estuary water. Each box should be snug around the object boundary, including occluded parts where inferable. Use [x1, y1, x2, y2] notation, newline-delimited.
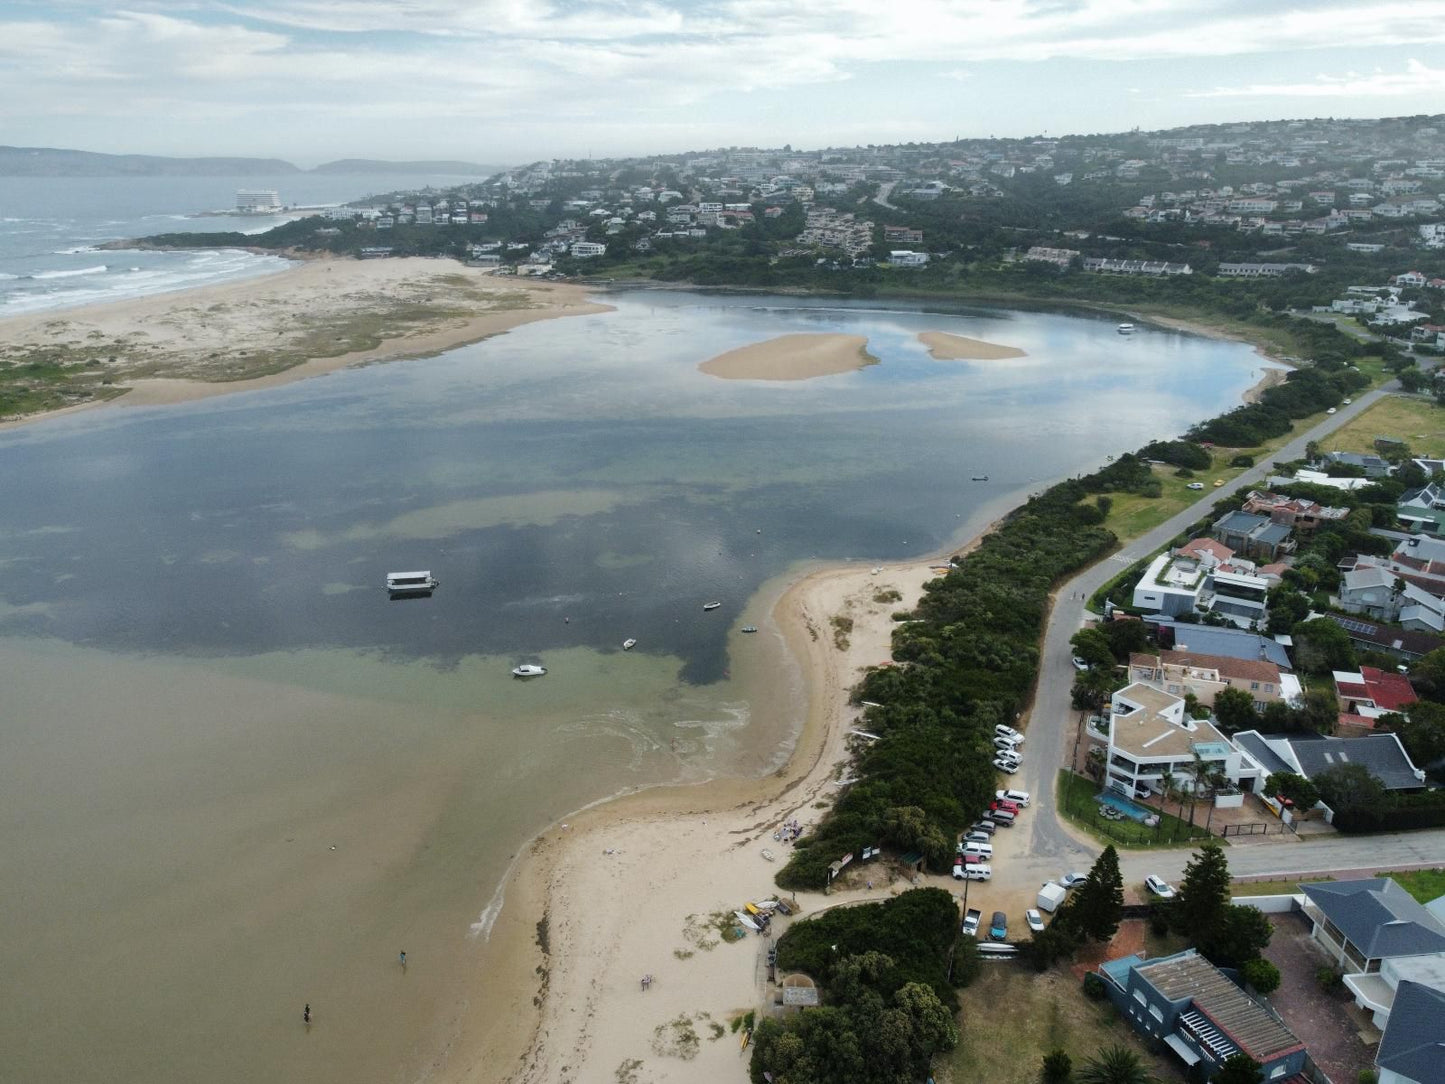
[0, 289, 1274, 1083]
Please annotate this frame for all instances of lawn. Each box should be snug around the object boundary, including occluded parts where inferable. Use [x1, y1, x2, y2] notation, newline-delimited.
[1057, 770, 1216, 850]
[1230, 868, 1445, 903]
[941, 965, 1180, 1084]
[1319, 394, 1445, 460]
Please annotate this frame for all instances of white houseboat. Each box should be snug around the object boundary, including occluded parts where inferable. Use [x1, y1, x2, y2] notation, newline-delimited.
[386, 570, 439, 596]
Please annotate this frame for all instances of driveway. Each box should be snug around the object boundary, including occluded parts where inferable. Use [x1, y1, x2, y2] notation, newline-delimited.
[1261, 912, 1377, 1084]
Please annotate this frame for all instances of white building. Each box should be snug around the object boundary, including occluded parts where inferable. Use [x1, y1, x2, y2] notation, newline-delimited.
[569, 241, 607, 258]
[236, 189, 282, 212]
[888, 250, 929, 267]
[1097, 683, 1241, 799]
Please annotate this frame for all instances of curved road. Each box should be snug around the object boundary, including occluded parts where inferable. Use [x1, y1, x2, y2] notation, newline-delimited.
[1002, 379, 1445, 890]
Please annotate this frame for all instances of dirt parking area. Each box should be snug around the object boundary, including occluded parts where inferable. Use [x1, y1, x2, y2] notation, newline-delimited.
[1261, 913, 1377, 1084]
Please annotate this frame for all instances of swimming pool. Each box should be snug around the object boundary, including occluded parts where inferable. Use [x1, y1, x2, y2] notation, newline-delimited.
[1097, 789, 1152, 822]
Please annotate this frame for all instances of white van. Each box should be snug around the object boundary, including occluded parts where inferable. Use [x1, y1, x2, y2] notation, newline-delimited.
[961, 842, 993, 859]
[963, 864, 992, 881]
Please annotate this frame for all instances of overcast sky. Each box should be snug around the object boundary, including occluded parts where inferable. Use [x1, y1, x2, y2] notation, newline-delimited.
[3, 0, 1444, 166]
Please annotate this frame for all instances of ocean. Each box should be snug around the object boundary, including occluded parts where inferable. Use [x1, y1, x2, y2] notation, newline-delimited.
[0, 187, 1279, 1083]
[0, 172, 475, 313]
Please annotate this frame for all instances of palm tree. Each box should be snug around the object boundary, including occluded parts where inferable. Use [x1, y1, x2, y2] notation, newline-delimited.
[1074, 1043, 1156, 1084]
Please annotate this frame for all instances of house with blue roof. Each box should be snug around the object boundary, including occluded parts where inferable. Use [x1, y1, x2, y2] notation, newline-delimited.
[1375, 980, 1445, 1084]
[1146, 618, 1293, 669]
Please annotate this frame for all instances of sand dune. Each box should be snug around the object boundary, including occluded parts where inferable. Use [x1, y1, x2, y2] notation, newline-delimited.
[919, 331, 1027, 360]
[699, 333, 876, 381]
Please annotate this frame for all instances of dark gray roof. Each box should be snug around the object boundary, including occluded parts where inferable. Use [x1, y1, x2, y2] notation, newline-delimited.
[1376, 980, 1445, 1082]
[1254, 522, 1293, 546]
[1148, 618, 1293, 669]
[1287, 733, 1424, 791]
[1216, 511, 1270, 533]
[1300, 879, 1445, 960]
[1325, 613, 1444, 659]
[1233, 731, 1295, 779]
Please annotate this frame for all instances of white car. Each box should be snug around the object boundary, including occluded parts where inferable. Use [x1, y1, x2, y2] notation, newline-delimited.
[1326, 407, 1337, 415]
[995, 725, 1024, 742]
[1060, 871, 1089, 889]
[1343, 398, 1353, 405]
[1145, 875, 1176, 899]
[993, 758, 1019, 774]
[996, 789, 1031, 807]
[1025, 909, 1045, 934]
[1071, 656, 1090, 671]
[993, 736, 1021, 751]
[996, 748, 1022, 765]
[1186, 482, 1204, 490]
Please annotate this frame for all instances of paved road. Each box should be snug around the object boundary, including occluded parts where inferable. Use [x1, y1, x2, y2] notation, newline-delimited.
[873, 181, 898, 211]
[1005, 378, 1445, 888]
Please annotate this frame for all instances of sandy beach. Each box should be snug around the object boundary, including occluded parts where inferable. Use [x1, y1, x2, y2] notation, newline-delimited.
[918, 331, 1028, 360]
[699, 333, 876, 381]
[424, 521, 1008, 1084]
[0, 257, 610, 426]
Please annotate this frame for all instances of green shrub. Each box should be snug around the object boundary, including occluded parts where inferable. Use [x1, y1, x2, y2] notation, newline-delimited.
[1081, 972, 1107, 1001]
[1316, 965, 1343, 993]
[1230, 454, 1255, 468]
[1241, 957, 1281, 996]
[1042, 1049, 1072, 1083]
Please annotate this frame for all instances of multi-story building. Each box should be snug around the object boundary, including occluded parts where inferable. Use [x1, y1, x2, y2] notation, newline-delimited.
[1096, 683, 1241, 798]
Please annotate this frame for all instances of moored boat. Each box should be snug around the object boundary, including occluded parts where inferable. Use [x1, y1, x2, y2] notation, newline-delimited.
[1116, 322, 1135, 334]
[702, 601, 721, 611]
[386, 570, 438, 595]
[622, 638, 637, 650]
[741, 626, 758, 633]
[511, 664, 547, 678]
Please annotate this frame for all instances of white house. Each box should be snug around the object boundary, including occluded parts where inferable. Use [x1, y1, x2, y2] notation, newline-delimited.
[569, 241, 607, 258]
[888, 250, 929, 267]
[1097, 683, 1241, 798]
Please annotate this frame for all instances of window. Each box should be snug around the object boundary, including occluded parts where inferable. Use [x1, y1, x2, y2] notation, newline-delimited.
[1269, 1066, 1286, 1079]
[1149, 1005, 1163, 1023]
[1250, 681, 1260, 690]
[1133, 989, 1148, 1006]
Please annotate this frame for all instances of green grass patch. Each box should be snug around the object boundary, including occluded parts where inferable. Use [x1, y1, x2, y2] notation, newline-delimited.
[1057, 770, 1216, 850]
[1230, 876, 1334, 897]
[1231, 868, 1445, 903]
[1322, 394, 1445, 460]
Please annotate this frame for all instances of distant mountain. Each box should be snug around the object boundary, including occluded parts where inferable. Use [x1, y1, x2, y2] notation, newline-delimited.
[310, 159, 495, 176]
[0, 146, 301, 177]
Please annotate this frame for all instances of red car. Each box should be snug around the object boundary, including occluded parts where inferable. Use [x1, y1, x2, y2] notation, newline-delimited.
[991, 799, 1021, 815]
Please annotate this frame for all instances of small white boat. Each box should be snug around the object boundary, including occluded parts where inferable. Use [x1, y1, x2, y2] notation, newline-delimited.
[1116, 322, 1135, 334]
[622, 638, 637, 650]
[386, 570, 438, 596]
[741, 626, 758, 634]
[761, 848, 775, 862]
[734, 910, 760, 931]
[511, 664, 547, 678]
[702, 601, 721, 611]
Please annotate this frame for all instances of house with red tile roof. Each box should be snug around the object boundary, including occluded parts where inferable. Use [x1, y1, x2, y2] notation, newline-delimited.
[1334, 665, 1418, 726]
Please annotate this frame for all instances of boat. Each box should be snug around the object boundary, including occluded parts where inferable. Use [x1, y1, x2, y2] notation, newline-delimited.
[734, 910, 760, 931]
[740, 1028, 752, 1052]
[760, 848, 775, 862]
[386, 570, 438, 596]
[971, 475, 988, 482]
[702, 601, 721, 611]
[511, 664, 547, 678]
[622, 638, 637, 650]
[741, 626, 758, 634]
[1116, 322, 1135, 334]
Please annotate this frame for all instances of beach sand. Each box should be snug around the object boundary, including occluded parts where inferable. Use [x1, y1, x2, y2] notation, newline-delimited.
[427, 524, 1005, 1084]
[699, 333, 876, 381]
[918, 331, 1027, 360]
[0, 257, 610, 426]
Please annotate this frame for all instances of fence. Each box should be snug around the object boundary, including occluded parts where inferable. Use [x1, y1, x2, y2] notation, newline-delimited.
[1075, 806, 1214, 847]
[1218, 820, 1295, 839]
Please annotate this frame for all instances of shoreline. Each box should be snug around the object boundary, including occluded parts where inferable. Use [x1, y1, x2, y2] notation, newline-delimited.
[0, 257, 612, 431]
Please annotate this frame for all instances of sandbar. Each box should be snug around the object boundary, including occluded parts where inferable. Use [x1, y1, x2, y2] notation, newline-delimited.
[699, 332, 875, 381]
[918, 330, 1027, 360]
[0, 257, 611, 427]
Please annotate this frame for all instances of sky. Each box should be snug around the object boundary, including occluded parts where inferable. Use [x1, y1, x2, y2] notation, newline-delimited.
[2, 0, 1444, 166]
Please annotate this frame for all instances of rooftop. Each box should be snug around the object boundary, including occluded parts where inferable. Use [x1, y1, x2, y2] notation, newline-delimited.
[1301, 879, 1445, 960]
[1376, 981, 1445, 1082]
[1149, 618, 1294, 669]
[1110, 683, 1231, 759]
[1287, 733, 1424, 791]
[1136, 950, 1303, 1062]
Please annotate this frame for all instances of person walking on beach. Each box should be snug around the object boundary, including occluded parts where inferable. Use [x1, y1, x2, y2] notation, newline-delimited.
[303, 1004, 311, 1026]
[399, 950, 407, 970]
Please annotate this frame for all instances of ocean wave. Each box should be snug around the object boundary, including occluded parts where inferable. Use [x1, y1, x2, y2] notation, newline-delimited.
[0, 272, 17, 280]
[52, 245, 99, 256]
[0, 251, 293, 315]
[29, 264, 108, 280]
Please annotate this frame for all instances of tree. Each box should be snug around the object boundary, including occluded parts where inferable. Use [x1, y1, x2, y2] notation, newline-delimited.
[1398, 700, 1445, 769]
[1200, 904, 1274, 968]
[1211, 1053, 1264, 1084]
[1241, 957, 1281, 996]
[1074, 1043, 1155, 1084]
[1070, 628, 1114, 668]
[1314, 762, 1390, 814]
[1174, 841, 1232, 940]
[1265, 771, 1321, 810]
[1291, 618, 1357, 674]
[1408, 647, 1445, 702]
[1068, 845, 1125, 943]
[1213, 687, 1259, 732]
[1101, 618, 1150, 660]
[1294, 687, 1342, 733]
[1398, 367, 1428, 393]
[1043, 1049, 1073, 1083]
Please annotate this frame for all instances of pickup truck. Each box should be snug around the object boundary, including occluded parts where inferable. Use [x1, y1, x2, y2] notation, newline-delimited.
[961, 908, 982, 938]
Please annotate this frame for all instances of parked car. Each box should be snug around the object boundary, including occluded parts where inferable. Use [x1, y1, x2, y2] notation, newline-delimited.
[1145, 875, 1176, 898]
[989, 911, 1008, 941]
[995, 724, 1024, 743]
[996, 751, 1022, 768]
[997, 789, 1031, 807]
[993, 736, 1021, 751]
[1186, 482, 1204, 490]
[969, 820, 996, 836]
[1326, 407, 1337, 415]
[1025, 909, 1045, 934]
[991, 798, 1021, 814]
[961, 907, 982, 938]
[960, 842, 993, 859]
[1071, 655, 1090, 671]
[986, 809, 1015, 826]
[993, 758, 1019, 774]
[963, 831, 992, 845]
[963, 863, 992, 881]
[1060, 871, 1089, 889]
[1343, 398, 1353, 405]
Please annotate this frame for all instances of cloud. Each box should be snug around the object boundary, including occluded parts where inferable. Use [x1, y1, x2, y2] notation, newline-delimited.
[1190, 58, 1445, 99]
